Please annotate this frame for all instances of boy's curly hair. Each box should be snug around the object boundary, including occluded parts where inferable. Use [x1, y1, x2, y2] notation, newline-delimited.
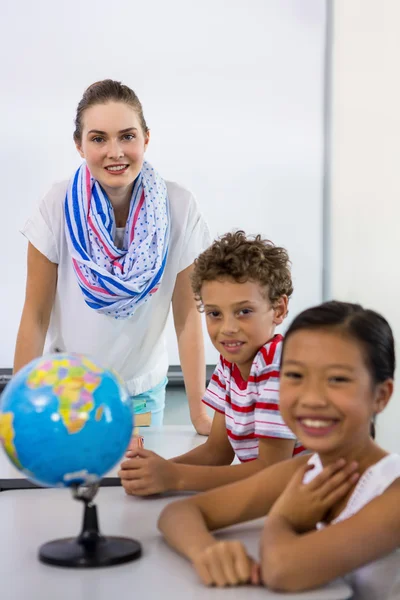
[191, 230, 293, 306]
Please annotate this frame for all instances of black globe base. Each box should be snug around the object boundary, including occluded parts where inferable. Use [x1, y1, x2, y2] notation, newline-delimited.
[39, 535, 142, 568]
[38, 490, 142, 568]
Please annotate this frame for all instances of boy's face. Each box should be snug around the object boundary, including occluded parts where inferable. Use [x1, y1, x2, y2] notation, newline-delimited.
[202, 278, 288, 380]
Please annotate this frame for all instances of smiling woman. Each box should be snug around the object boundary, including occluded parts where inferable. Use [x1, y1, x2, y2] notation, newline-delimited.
[13, 79, 212, 437]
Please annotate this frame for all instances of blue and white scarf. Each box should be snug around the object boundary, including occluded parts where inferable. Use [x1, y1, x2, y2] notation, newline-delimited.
[65, 161, 170, 319]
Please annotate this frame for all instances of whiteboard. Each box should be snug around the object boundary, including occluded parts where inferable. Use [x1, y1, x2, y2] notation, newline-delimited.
[0, 0, 326, 366]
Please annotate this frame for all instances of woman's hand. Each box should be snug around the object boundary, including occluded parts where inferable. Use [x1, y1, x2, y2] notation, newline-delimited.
[191, 412, 212, 436]
[192, 540, 260, 587]
[119, 449, 179, 496]
[268, 458, 359, 533]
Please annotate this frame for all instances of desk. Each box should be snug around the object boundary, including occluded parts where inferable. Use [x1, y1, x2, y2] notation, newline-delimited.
[0, 427, 353, 599]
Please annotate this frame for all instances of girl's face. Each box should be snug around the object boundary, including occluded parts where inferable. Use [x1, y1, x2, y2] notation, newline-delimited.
[280, 329, 392, 457]
[75, 101, 149, 196]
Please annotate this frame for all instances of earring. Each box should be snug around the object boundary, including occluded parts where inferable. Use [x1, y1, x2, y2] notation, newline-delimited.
[370, 415, 376, 439]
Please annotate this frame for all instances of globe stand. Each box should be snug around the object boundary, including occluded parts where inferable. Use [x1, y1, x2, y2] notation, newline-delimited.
[38, 483, 142, 568]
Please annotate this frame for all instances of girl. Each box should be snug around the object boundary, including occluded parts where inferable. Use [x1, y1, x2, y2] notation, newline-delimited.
[14, 79, 212, 435]
[158, 301, 400, 599]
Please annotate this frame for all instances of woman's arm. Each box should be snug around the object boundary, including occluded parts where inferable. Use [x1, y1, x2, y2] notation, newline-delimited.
[172, 263, 211, 435]
[13, 243, 57, 373]
[261, 478, 400, 592]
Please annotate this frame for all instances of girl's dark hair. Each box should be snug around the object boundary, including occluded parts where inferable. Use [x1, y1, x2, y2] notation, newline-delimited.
[282, 301, 395, 439]
[73, 79, 148, 144]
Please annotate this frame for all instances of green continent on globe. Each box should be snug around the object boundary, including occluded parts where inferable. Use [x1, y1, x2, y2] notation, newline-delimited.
[26, 356, 103, 434]
[0, 412, 22, 469]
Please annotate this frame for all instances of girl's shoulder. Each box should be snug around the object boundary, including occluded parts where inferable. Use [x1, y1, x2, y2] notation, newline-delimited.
[334, 453, 400, 524]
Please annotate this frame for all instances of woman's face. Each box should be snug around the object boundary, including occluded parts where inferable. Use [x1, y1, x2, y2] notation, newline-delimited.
[76, 101, 149, 196]
[279, 329, 391, 457]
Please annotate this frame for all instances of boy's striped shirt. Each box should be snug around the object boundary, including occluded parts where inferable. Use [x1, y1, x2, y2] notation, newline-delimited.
[203, 334, 305, 462]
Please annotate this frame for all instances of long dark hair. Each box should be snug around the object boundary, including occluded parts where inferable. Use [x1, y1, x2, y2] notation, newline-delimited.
[282, 301, 395, 439]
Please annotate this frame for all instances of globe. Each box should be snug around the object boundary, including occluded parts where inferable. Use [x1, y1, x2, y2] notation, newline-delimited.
[0, 353, 134, 488]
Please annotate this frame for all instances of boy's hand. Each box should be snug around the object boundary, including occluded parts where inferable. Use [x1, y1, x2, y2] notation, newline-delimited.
[118, 449, 179, 496]
[269, 458, 359, 533]
[126, 434, 144, 454]
[192, 540, 260, 587]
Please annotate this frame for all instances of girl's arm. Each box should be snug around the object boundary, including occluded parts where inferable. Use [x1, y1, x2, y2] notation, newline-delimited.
[261, 478, 400, 592]
[13, 243, 57, 373]
[158, 454, 307, 554]
[172, 263, 211, 435]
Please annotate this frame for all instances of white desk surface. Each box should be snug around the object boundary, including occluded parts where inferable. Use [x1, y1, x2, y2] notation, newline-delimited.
[0, 426, 353, 599]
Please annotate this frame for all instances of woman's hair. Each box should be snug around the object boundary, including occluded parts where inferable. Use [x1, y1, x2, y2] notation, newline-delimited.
[282, 301, 396, 438]
[191, 230, 293, 307]
[73, 79, 149, 144]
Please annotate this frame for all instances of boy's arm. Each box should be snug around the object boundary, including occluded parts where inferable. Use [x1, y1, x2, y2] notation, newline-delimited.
[119, 410, 235, 495]
[120, 432, 295, 495]
[170, 411, 235, 466]
[170, 437, 295, 492]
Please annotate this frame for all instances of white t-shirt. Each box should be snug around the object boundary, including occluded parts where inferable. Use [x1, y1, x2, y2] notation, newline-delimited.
[305, 453, 400, 600]
[21, 180, 211, 396]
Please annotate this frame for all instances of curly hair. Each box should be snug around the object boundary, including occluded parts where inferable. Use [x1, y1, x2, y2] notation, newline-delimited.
[191, 231, 293, 306]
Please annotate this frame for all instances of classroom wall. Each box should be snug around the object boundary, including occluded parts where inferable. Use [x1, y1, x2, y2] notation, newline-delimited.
[329, 0, 400, 451]
[0, 0, 326, 368]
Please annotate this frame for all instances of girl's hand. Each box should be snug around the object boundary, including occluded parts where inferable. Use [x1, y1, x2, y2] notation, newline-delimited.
[192, 540, 260, 587]
[269, 458, 359, 533]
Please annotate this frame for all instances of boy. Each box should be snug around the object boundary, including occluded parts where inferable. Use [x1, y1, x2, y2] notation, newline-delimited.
[119, 231, 304, 495]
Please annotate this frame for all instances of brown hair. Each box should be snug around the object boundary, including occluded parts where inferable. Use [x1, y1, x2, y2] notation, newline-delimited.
[73, 79, 149, 144]
[191, 230, 293, 307]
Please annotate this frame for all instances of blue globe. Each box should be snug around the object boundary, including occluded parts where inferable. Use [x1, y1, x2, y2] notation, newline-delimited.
[0, 353, 134, 488]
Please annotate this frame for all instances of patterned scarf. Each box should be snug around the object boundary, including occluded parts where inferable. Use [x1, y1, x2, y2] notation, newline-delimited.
[65, 161, 170, 319]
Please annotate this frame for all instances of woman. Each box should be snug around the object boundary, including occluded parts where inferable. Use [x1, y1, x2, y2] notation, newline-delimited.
[14, 79, 212, 435]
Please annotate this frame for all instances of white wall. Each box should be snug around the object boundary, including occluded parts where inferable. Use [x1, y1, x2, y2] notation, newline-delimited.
[0, 0, 325, 367]
[330, 0, 400, 451]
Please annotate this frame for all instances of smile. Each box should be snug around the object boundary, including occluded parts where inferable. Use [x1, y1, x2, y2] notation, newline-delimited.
[297, 417, 340, 437]
[301, 418, 336, 428]
[220, 341, 245, 354]
[105, 165, 129, 173]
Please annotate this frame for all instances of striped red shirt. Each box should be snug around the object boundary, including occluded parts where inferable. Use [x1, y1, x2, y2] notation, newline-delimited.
[203, 335, 305, 462]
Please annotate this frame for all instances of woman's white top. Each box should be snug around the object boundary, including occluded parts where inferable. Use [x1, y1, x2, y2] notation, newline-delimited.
[305, 453, 400, 599]
[22, 180, 211, 395]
